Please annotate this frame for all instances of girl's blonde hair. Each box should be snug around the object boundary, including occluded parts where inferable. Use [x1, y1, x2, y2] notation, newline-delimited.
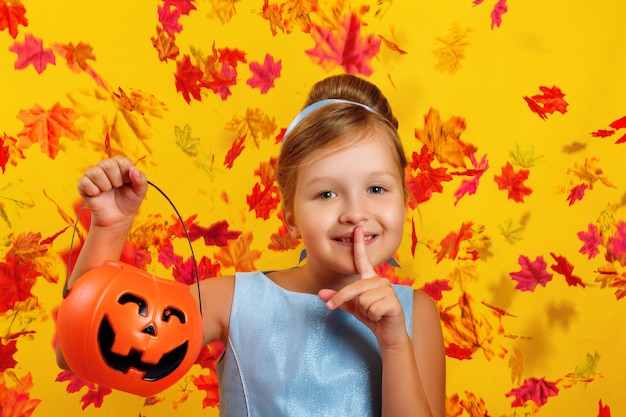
[277, 74, 408, 212]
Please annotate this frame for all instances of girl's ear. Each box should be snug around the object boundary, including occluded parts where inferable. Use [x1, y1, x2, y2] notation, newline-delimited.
[283, 209, 301, 239]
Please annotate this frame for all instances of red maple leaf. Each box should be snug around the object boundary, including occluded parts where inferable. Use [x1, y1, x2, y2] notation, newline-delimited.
[224, 135, 246, 169]
[55, 370, 112, 409]
[453, 153, 489, 205]
[524, 86, 568, 119]
[306, 13, 381, 76]
[577, 223, 602, 260]
[598, 400, 612, 417]
[615, 132, 626, 144]
[202, 61, 238, 100]
[247, 53, 282, 94]
[445, 343, 474, 360]
[187, 220, 243, 247]
[493, 162, 532, 202]
[591, 129, 615, 138]
[510, 255, 553, 291]
[608, 220, 626, 261]
[0, 0, 28, 39]
[410, 216, 418, 256]
[0, 339, 18, 371]
[0, 258, 38, 313]
[567, 183, 587, 205]
[420, 279, 452, 301]
[0, 134, 10, 173]
[16, 102, 80, 159]
[505, 377, 559, 407]
[218, 47, 247, 68]
[247, 182, 280, 219]
[268, 224, 300, 252]
[550, 253, 585, 287]
[164, 0, 197, 15]
[151, 25, 179, 62]
[158, 3, 182, 35]
[195, 341, 225, 368]
[9, 33, 55, 74]
[612, 274, 626, 300]
[436, 222, 474, 263]
[490, 0, 508, 29]
[192, 373, 220, 408]
[175, 55, 204, 103]
[609, 115, 626, 130]
[406, 145, 453, 207]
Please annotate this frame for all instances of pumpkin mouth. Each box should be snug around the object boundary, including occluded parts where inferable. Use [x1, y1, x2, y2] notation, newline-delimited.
[98, 316, 189, 381]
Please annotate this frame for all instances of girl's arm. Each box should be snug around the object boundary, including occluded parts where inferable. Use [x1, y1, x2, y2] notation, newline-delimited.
[319, 226, 446, 417]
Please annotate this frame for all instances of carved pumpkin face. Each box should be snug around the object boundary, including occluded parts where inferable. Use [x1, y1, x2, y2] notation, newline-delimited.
[57, 261, 203, 397]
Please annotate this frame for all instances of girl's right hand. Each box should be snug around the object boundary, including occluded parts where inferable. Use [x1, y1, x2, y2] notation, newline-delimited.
[78, 156, 148, 229]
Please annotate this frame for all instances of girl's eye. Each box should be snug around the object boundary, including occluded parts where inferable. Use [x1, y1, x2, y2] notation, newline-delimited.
[318, 191, 336, 200]
[368, 186, 386, 194]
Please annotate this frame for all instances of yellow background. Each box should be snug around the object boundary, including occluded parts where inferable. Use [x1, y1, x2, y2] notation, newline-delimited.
[1, 0, 625, 416]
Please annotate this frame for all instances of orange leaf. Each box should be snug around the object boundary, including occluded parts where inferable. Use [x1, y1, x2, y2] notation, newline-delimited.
[213, 232, 262, 272]
[16, 102, 79, 159]
[414, 108, 468, 168]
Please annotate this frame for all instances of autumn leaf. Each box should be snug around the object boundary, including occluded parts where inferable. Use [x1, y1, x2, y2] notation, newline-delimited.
[460, 391, 490, 417]
[509, 143, 543, 168]
[493, 162, 532, 202]
[175, 55, 204, 103]
[598, 400, 612, 417]
[9, 33, 55, 74]
[192, 372, 220, 408]
[0, 339, 18, 371]
[0, 133, 25, 172]
[218, 47, 247, 68]
[158, 3, 182, 35]
[505, 377, 559, 407]
[16, 102, 80, 159]
[0, 372, 41, 417]
[62, 41, 95, 70]
[415, 108, 468, 168]
[523, 85, 568, 119]
[567, 183, 587, 205]
[186, 220, 243, 247]
[509, 347, 524, 386]
[224, 135, 246, 169]
[550, 253, 585, 287]
[490, 0, 508, 29]
[151, 25, 180, 62]
[435, 222, 474, 264]
[262, 0, 284, 36]
[577, 223, 602, 259]
[207, 0, 239, 24]
[406, 145, 453, 207]
[433, 22, 471, 74]
[247, 53, 282, 94]
[225, 108, 277, 147]
[0, 0, 28, 38]
[612, 273, 626, 300]
[214, 232, 262, 272]
[55, 371, 112, 409]
[453, 153, 488, 205]
[268, 213, 300, 251]
[510, 255, 553, 291]
[306, 13, 381, 76]
[419, 279, 452, 301]
[166, 0, 197, 15]
[608, 220, 626, 264]
[282, 0, 315, 33]
[567, 157, 616, 190]
[499, 217, 524, 244]
[445, 343, 474, 360]
[175, 123, 201, 156]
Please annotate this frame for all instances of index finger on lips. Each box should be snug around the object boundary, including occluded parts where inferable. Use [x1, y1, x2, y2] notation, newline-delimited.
[353, 226, 377, 279]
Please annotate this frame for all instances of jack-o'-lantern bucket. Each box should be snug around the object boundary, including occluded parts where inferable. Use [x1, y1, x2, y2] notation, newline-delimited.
[56, 260, 204, 397]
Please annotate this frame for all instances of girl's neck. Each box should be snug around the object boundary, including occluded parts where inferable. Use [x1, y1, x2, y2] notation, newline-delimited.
[267, 263, 359, 294]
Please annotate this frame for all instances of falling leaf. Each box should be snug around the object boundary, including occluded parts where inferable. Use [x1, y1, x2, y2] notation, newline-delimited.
[16, 102, 80, 159]
[306, 13, 381, 76]
[0, 133, 25, 172]
[453, 153, 488, 205]
[435, 222, 474, 263]
[225, 108, 278, 147]
[608, 220, 626, 263]
[510, 255, 553, 291]
[9, 33, 56, 74]
[0, 372, 41, 417]
[577, 223, 602, 259]
[460, 391, 490, 416]
[598, 400, 612, 417]
[567, 183, 587, 205]
[224, 135, 246, 169]
[509, 347, 524, 386]
[207, 0, 240, 24]
[490, 0, 508, 29]
[175, 123, 201, 156]
[523, 85, 568, 119]
[175, 55, 204, 103]
[62, 41, 96, 71]
[406, 145, 453, 207]
[509, 143, 543, 169]
[499, 217, 524, 244]
[218, 47, 247, 68]
[0, 0, 28, 38]
[192, 373, 220, 408]
[282, 0, 315, 33]
[214, 232, 262, 272]
[0, 339, 18, 371]
[261, 0, 285, 36]
[415, 108, 468, 168]
[247, 53, 282, 94]
[505, 377, 559, 408]
[151, 25, 180, 62]
[158, 3, 183, 35]
[419, 279, 452, 301]
[567, 157, 616, 190]
[433, 22, 471, 74]
[493, 162, 533, 203]
[550, 253, 585, 287]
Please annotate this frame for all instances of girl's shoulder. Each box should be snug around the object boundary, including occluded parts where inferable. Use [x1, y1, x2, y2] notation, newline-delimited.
[196, 275, 236, 346]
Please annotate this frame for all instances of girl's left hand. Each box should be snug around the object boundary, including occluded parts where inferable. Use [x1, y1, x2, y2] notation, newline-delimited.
[318, 226, 408, 349]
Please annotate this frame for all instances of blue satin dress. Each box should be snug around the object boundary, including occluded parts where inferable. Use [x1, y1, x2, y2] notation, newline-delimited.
[216, 271, 414, 417]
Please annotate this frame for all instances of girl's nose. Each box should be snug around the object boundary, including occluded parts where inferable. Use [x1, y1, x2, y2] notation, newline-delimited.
[338, 194, 369, 224]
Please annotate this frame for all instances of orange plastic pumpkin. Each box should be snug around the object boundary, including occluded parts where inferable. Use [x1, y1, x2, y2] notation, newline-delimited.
[57, 260, 204, 397]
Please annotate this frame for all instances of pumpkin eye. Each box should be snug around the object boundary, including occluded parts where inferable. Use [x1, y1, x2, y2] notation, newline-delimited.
[162, 307, 186, 324]
[118, 294, 148, 316]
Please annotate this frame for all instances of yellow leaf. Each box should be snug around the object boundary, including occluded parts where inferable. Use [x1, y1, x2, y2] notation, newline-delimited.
[415, 108, 467, 168]
[207, 0, 241, 24]
[225, 108, 277, 148]
[433, 22, 471, 75]
[214, 232, 262, 272]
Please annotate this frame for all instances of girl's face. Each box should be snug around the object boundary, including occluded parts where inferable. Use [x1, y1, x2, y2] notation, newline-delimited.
[284, 132, 406, 278]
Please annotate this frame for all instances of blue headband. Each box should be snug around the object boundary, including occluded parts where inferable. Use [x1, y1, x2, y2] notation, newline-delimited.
[283, 98, 379, 140]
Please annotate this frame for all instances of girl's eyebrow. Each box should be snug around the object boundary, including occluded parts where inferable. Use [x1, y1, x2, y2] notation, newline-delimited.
[301, 170, 398, 187]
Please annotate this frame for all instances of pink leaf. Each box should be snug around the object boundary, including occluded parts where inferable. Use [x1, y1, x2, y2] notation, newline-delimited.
[577, 223, 602, 259]
[510, 255, 553, 291]
[9, 34, 56, 74]
[247, 54, 282, 94]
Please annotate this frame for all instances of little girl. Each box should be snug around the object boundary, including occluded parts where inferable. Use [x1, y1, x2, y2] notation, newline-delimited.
[58, 74, 446, 417]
